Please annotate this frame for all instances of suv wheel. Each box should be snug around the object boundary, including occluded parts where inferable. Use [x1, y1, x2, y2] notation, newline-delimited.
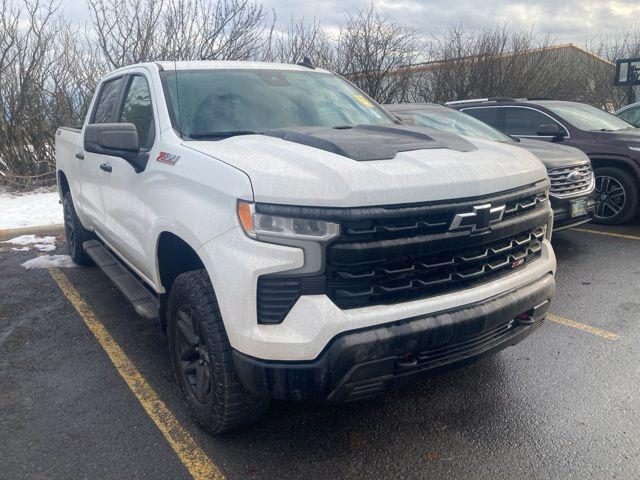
[62, 191, 95, 265]
[167, 270, 269, 434]
[593, 167, 639, 225]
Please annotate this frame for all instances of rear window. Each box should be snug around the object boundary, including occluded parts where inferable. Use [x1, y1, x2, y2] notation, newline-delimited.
[462, 107, 501, 129]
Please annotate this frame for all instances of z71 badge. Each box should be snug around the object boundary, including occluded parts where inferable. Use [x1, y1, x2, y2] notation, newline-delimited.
[156, 152, 180, 165]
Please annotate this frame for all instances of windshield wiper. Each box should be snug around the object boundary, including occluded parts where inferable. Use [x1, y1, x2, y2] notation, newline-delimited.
[188, 130, 260, 139]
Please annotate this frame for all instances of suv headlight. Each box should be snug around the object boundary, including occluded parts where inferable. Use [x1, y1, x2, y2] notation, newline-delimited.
[237, 201, 340, 242]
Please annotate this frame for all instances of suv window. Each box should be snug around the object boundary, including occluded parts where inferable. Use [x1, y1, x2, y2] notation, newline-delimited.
[617, 106, 640, 127]
[119, 75, 154, 149]
[462, 107, 501, 129]
[501, 107, 562, 136]
[92, 77, 124, 124]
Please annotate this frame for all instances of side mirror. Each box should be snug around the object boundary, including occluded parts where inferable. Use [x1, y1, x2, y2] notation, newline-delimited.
[537, 123, 565, 138]
[84, 123, 140, 161]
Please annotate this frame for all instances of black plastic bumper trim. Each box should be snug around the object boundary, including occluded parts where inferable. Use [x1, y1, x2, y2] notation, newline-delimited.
[550, 190, 596, 231]
[233, 272, 555, 402]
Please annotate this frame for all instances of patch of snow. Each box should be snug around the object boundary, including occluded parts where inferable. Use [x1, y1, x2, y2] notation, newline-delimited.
[2, 234, 57, 246]
[34, 243, 56, 252]
[0, 188, 63, 229]
[2, 234, 57, 252]
[21, 255, 77, 269]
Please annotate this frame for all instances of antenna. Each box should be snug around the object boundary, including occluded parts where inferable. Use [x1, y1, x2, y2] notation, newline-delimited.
[296, 56, 315, 69]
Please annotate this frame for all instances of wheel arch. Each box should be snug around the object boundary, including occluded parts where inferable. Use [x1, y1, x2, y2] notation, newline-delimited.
[589, 156, 640, 183]
[155, 231, 207, 330]
[58, 170, 70, 200]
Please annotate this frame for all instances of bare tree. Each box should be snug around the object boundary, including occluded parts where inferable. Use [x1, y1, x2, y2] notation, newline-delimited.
[0, 0, 67, 187]
[334, 4, 424, 104]
[262, 16, 335, 67]
[88, 0, 270, 67]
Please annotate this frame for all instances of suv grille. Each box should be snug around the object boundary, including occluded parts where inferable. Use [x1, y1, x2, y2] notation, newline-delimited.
[548, 163, 593, 197]
[256, 182, 551, 324]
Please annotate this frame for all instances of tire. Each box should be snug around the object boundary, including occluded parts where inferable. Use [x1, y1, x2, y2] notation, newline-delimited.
[62, 191, 95, 265]
[593, 167, 639, 225]
[167, 270, 269, 434]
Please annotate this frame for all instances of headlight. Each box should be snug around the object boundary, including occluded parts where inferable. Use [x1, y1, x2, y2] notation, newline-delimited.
[237, 201, 340, 242]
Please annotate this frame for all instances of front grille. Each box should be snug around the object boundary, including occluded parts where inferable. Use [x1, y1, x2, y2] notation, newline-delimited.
[335, 189, 546, 243]
[256, 182, 551, 324]
[325, 227, 544, 309]
[548, 163, 593, 197]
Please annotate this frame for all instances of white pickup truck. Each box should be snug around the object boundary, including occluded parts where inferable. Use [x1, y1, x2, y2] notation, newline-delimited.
[56, 61, 556, 433]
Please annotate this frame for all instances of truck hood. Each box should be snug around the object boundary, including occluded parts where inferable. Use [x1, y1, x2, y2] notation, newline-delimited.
[518, 138, 590, 169]
[186, 134, 547, 207]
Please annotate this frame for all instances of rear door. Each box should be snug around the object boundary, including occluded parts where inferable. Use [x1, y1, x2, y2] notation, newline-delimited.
[99, 72, 157, 279]
[80, 76, 125, 230]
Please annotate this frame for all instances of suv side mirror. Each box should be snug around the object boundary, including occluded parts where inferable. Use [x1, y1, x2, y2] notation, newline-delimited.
[84, 123, 140, 161]
[537, 123, 565, 138]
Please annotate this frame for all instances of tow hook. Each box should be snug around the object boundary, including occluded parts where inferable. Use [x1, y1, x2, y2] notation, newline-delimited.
[516, 311, 535, 325]
[396, 352, 418, 369]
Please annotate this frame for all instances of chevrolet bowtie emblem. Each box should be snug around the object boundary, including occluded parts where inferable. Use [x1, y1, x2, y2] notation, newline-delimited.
[449, 203, 506, 233]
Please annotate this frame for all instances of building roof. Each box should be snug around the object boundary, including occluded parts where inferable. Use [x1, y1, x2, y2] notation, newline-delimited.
[404, 43, 614, 75]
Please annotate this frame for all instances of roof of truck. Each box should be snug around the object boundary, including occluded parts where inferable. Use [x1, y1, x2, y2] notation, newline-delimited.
[154, 60, 330, 73]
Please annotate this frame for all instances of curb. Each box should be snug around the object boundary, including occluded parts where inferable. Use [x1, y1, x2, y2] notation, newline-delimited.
[0, 224, 65, 241]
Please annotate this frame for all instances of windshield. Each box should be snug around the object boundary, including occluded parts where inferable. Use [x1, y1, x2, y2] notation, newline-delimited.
[546, 103, 634, 132]
[161, 69, 395, 138]
[400, 108, 514, 143]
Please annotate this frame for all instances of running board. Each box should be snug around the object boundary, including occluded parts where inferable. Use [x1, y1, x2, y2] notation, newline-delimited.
[83, 240, 159, 319]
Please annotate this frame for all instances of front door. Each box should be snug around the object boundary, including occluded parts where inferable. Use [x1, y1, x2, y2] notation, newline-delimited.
[99, 73, 157, 280]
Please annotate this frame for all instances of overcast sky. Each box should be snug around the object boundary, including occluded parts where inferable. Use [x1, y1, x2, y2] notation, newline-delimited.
[58, 0, 640, 45]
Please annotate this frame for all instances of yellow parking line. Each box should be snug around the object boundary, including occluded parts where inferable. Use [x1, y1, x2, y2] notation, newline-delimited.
[547, 314, 620, 341]
[47, 267, 223, 480]
[572, 228, 640, 241]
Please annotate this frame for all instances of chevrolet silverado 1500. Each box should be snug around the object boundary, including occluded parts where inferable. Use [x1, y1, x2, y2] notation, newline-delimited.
[56, 61, 556, 433]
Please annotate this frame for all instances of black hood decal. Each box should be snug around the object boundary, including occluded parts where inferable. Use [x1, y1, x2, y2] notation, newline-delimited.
[263, 124, 476, 161]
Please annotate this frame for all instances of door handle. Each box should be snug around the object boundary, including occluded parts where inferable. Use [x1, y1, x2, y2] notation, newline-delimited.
[75, 152, 84, 160]
[99, 163, 112, 173]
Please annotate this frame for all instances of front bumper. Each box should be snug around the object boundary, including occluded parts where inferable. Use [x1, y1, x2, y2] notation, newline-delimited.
[550, 191, 596, 231]
[232, 272, 555, 402]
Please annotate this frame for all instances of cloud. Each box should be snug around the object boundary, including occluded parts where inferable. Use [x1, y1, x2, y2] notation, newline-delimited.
[59, 0, 639, 45]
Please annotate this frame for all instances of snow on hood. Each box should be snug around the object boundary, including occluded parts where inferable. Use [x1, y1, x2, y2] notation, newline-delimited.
[186, 134, 547, 207]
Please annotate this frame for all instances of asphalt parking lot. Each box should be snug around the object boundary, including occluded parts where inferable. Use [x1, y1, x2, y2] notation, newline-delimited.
[2, 221, 640, 480]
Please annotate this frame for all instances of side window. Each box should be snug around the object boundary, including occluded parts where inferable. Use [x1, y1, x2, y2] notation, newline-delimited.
[462, 108, 501, 129]
[92, 77, 124, 124]
[502, 108, 562, 136]
[618, 107, 640, 127]
[119, 75, 155, 149]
